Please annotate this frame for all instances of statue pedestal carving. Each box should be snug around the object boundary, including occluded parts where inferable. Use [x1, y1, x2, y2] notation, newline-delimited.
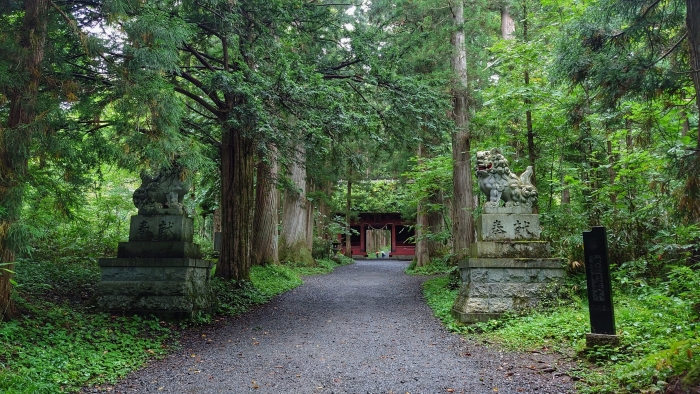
[452, 206, 564, 323]
[95, 165, 214, 319]
[452, 149, 565, 323]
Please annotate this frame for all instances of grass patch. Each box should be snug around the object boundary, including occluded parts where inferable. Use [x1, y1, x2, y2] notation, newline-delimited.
[405, 258, 454, 276]
[422, 275, 471, 334]
[212, 263, 303, 316]
[283, 255, 354, 276]
[0, 300, 172, 393]
[421, 275, 700, 393]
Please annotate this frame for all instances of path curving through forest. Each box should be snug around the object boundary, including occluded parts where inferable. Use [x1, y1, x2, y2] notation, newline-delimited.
[100, 260, 574, 393]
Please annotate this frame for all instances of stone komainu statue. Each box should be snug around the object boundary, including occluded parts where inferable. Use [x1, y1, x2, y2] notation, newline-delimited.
[132, 162, 191, 214]
[475, 148, 537, 208]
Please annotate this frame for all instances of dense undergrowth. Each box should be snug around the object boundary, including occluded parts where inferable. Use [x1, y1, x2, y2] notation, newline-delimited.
[0, 255, 353, 393]
[419, 264, 700, 394]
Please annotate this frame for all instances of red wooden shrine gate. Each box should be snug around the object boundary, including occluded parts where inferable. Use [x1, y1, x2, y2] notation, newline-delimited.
[340, 213, 415, 258]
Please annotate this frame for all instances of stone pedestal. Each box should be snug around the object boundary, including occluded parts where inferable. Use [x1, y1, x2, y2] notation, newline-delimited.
[586, 333, 620, 347]
[96, 213, 214, 319]
[452, 206, 565, 323]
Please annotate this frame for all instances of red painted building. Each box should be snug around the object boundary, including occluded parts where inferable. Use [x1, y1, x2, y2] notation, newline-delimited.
[339, 213, 415, 258]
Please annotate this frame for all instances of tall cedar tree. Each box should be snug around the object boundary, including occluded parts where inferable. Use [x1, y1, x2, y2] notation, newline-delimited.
[0, 0, 48, 319]
[450, 0, 476, 263]
[555, 0, 700, 222]
[0, 1, 114, 318]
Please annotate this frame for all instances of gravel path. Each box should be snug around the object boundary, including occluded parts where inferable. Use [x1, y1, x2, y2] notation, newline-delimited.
[102, 259, 575, 393]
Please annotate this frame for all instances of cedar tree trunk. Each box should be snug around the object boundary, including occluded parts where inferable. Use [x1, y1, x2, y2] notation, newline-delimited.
[279, 143, 313, 265]
[501, 5, 515, 39]
[252, 146, 279, 265]
[450, 0, 475, 265]
[522, 1, 538, 200]
[681, 0, 700, 222]
[345, 176, 352, 257]
[305, 179, 315, 252]
[415, 144, 442, 266]
[0, 0, 48, 320]
[218, 124, 255, 281]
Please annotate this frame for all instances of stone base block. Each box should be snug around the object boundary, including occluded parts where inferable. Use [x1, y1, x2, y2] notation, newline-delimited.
[470, 241, 551, 258]
[452, 256, 565, 324]
[459, 257, 565, 269]
[452, 311, 504, 324]
[586, 333, 620, 348]
[96, 257, 215, 320]
[117, 241, 201, 259]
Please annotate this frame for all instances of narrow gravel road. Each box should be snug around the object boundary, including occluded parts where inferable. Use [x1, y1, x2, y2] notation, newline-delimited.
[103, 260, 574, 393]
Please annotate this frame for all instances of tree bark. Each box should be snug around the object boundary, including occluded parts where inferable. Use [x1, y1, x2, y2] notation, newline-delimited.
[218, 124, 255, 281]
[305, 179, 315, 252]
[607, 138, 617, 204]
[688, 0, 700, 148]
[0, 0, 49, 320]
[450, 0, 475, 265]
[501, 5, 515, 39]
[522, 1, 538, 207]
[212, 208, 221, 240]
[279, 142, 313, 265]
[252, 146, 279, 265]
[415, 144, 443, 266]
[345, 175, 352, 258]
[682, 0, 700, 222]
[316, 180, 332, 239]
[415, 143, 429, 267]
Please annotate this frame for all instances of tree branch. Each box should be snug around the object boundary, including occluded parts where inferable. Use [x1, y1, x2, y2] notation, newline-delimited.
[176, 70, 226, 108]
[181, 120, 221, 147]
[183, 43, 217, 72]
[648, 32, 687, 67]
[324, 58, 362, 72]
[346, 80, 386, 124]
[174, 86, 225, 118]
[186, 102, 219, 121]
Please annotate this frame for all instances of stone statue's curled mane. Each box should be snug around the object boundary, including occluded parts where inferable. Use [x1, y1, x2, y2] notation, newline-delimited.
[476, 148, 537, 208]
[132, 162, 191, 214]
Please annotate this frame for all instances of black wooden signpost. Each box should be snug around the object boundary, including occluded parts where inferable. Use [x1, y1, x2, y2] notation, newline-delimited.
[583, 226, 616, 336]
